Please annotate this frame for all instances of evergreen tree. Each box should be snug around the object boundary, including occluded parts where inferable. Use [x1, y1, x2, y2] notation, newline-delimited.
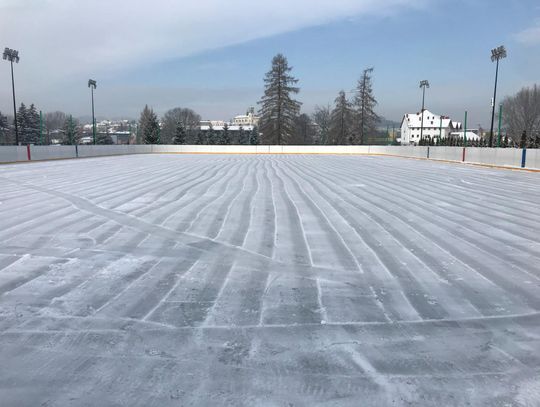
[329, 90, 354, 145]
[353, 68, 380, 145]
[62, 115, 80, 145]
[138, 105, 160, 144]
[249, 126, 259, 145]
[237, 125, 249, 145]
[173, 122, 187, 144]
[206, 125, 217, 145]
[196, 132, 205, 145]
[220, 123, 231, 145]
[258, 54, 301, 145]
[0, 111, 8, 144]
[16, 103, 28, 143]
[24, 104, 40, 144]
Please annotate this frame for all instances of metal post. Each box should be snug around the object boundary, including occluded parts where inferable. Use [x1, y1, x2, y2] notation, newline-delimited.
[91, 87, 96, 145]
[489, 59, 499, 147]
[497, 103, 503, 148]
[10, 61, 19, 145]
[439, 116, 442, 140]
[420, 85, 426, 141]
[39, 110, 43, 145]
[464, 111, 468, 147]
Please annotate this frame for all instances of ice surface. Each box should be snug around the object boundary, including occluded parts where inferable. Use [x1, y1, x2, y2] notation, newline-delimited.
[0, 154, 539, 406]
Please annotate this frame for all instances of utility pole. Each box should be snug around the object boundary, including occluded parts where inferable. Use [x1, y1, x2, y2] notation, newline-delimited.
[3, 48, 20, 145]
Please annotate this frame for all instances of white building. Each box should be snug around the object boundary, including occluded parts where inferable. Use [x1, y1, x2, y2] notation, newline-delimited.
[400, 110, 462, 145]
[450, 131, 481, 141]
[199, 124, 254, 132]
[232, 107, 259, 127]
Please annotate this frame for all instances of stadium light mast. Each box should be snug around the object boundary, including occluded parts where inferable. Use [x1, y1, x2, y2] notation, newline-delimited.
[3, 47, 20, 145]
[489, 45, 506, 147]
[419, 80, 430, 142]
[88, 79, 97, 145]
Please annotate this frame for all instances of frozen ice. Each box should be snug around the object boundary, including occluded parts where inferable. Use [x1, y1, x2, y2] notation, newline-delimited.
[0, 154, 539, 406]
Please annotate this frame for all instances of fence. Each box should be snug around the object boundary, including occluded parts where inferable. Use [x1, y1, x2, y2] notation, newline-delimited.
[0, 144, 539, 170]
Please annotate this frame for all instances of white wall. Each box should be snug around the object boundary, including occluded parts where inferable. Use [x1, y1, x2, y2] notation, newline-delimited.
[525, 149, 540, 170]
[78, 145, 152, 157]
[465, 148, 523, 168]
[1, 144, 539, 170]
[429, 147, 463, 162]
[0, 146, 28, 163]
[30, 145, 77, 161]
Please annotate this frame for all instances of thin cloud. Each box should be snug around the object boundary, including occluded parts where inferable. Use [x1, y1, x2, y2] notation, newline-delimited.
[0, 0, 426, 81]
[514, 19, 540, 46]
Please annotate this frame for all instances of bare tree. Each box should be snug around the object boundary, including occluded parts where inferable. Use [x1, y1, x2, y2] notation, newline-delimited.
[161, 107, 201, 144]
[353, 67, 380, 145]
[312, 104, 331, 145]
[502, 84, 540, 146]
[293, 113, 315, 145]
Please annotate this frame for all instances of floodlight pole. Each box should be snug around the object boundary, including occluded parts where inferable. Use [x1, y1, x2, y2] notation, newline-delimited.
[88, 79, 97, 145]
[3, 48, 20, 145]
[10, 60, 19, 145]
[489, 58, 500, 148]
[489, 46, 506, 147]
[419, 80, 429, 143]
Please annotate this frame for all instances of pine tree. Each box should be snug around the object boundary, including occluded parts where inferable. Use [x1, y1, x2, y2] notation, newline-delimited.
[219, 123, 231, 145]
[206, 125, 216, 145]
[354, 68, 380, 145]
[237, 125, 248, 145]
[196, 132, 205, 145]
[0, 111, 8, 144]
[26, 104, 40, 144]
[249, 126, 259, 145]
[173, 122, 187, 144]
[62, 115, 80, 145]
[138, 105, 160, 144]
[258, 54, 301, 145]
[16, 103, 28, 143]
[329, 90, 354, 145]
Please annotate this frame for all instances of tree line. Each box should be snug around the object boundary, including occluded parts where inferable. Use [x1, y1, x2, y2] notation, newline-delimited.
[2, 54, 538, 147]
[136, 105, 260, 145]
[258, 54, 380, 145]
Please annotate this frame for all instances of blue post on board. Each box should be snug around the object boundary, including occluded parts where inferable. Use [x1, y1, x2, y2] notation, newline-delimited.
[521, 148, 526, 168]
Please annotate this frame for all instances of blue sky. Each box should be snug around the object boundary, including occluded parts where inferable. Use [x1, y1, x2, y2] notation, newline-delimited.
[1, 0, 539, 125]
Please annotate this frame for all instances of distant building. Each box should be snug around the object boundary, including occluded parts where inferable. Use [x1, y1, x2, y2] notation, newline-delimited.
[199, 124, 254, 132]
[200, 120, 227, 127]
[450, 131, 481, 141]
[232, 107, 259, 127]
[400, 110, 462, 145]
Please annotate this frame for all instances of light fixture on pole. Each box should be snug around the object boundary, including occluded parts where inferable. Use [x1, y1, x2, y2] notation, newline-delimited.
[88, 79, 97, 145]
[489, 45, 506, 147]
[419, 80, 430, 143]
[3, 47, 20, 145]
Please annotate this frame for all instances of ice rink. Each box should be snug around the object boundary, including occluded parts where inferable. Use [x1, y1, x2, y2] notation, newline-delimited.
[1, 154, 539, 406]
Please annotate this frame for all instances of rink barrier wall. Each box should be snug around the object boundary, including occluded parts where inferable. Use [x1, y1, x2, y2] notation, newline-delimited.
[1, 145, 539, 170]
